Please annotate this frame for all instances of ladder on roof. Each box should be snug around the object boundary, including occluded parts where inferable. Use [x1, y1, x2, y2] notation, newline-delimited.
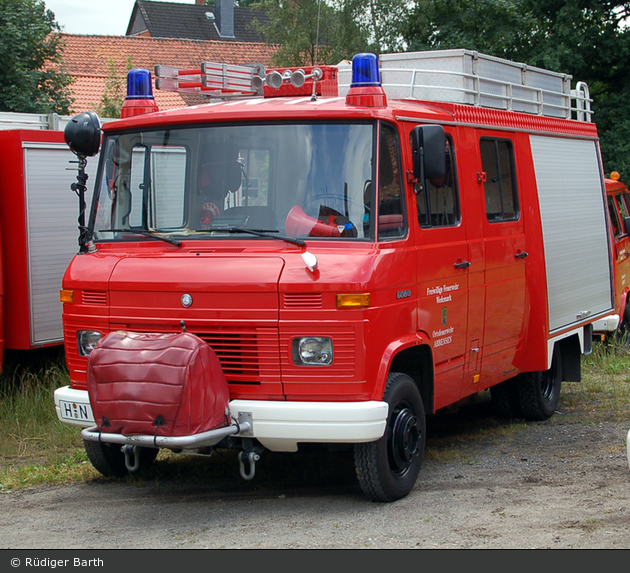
[154, 62, 265, 97]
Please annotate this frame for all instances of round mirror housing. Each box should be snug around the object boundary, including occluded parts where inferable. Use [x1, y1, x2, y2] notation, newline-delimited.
[64, 111, 101, 157]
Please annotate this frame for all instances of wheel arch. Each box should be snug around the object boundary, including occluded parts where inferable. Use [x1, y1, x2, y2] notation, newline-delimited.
[376, 334, 434, 414]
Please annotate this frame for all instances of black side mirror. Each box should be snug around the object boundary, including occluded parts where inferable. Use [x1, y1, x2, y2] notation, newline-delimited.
[64, 111, 102, 158]
[624, 216, 630, 236]
[410, 125, 446, 182]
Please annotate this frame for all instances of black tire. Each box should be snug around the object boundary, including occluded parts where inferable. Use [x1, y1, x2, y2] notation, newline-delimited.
[615, 303, 630, 350]
[516, 349, 562, 421]
[490, 376, 522, 419]
[83, 439, 158, 477]
[354, 372, 426, 502]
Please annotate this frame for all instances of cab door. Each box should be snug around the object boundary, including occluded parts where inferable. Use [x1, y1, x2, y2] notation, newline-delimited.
[473, 132, 527, 390]
[411, 128, 471, 410]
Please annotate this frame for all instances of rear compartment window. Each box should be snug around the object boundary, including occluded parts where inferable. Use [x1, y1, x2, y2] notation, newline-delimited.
[480, 138, 519, 222]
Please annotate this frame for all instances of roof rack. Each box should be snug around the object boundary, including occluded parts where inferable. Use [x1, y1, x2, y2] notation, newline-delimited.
[338, 50, 592, 122]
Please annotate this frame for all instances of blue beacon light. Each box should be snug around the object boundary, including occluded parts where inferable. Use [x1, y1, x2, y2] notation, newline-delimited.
[346, 53, 386, 107]
[126, 68, 154, 99]
[121, 68, 159, 118]
[351, 53, 381, 87]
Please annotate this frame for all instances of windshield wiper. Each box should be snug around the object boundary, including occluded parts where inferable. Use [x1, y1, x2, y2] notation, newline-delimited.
[209, 227, 305, 247]
[227, 227, 306, 247]
[99, 228, 182, 247]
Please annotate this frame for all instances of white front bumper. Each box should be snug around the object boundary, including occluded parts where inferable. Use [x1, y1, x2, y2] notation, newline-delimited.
[54, 386, 388, 452]
[592, 314, 621, 334]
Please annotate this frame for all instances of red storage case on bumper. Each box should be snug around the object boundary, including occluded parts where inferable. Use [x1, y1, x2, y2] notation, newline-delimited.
[87, 331, 230, 437]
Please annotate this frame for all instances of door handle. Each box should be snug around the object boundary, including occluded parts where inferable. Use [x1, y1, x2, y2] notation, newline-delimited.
[514, 251, 529, 259]
[454, 260, 471, 269]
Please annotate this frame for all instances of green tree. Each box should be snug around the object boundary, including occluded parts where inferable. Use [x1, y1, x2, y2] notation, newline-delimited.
[340, 0, 411, 54]
[404, 0, 630, 180]
[405, 0, 536, 58]
[95, 57, 134, 119]
[253, 0, 375, 66]
[0, 0, 73, 114]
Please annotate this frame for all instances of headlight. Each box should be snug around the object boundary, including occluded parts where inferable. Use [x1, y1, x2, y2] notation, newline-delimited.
[292, 337, 333, 366]
[77, 331, 102, 356]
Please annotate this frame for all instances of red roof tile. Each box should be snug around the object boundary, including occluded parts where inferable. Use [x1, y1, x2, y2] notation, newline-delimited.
[59, 34, 277, 114]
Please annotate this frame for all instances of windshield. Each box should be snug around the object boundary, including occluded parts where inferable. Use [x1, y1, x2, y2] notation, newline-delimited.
[89, 122, 378, 242]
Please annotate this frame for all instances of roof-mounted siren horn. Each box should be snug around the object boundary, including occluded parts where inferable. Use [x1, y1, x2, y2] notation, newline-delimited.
[346, 53, 387, 107]
[263, 67, 323, 90]
[121, 68, 159, 118]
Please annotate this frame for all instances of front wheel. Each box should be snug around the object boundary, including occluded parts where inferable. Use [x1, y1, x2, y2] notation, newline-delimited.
[84, 439, 158, 477]
[354, 372, 426, 502]
[615, 302, 630, 350]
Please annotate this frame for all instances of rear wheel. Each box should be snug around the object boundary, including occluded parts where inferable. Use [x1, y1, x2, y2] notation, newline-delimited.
[516, 349, 562, 421]
[490, 376, 522, 419]
[354, 372, 426, 502]
[84, 439, 158, 477]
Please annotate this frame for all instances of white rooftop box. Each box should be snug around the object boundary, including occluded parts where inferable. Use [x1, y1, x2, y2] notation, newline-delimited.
[338, 50, 588, 120]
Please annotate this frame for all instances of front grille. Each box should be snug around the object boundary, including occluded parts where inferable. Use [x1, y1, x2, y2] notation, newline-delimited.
[193, 327, 280, 385]
[283, 293, 323, 308]
[82, 291, 107, 305]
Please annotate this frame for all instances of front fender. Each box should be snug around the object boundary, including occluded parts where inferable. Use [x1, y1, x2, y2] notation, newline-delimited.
[374, 332, 432, 400]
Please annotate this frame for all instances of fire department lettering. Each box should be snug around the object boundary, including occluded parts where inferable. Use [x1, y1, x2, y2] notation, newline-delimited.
[433, 326, 454, 347]
[427, 283, 460, 297]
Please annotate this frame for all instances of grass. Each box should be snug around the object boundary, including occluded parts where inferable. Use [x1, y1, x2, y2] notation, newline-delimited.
[0, 348, 83, 460]
[1, 341, 629, 491]
[564, 340, 630, 421]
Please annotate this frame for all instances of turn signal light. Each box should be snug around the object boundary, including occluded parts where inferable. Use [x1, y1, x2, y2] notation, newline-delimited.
[336, 293, 370, 308]
[60, 289, 74, 303]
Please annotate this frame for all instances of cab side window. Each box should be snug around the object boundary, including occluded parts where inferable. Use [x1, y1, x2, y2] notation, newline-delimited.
[415, 136, 459, 228]
[377, 123, 405, 239]
[615, 193, 629, 227]
[608, 195, 621, 237]
[480, 138, 519, 222]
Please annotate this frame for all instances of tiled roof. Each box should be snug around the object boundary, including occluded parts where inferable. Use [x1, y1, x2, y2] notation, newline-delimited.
[127, 0, 269, 43]
[58, 34, 277, 114]
[70, 76, 190, 115]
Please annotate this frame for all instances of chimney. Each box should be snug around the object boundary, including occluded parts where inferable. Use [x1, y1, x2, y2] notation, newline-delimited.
[215, 0, 235, 39]
[196, 0, 205, 5]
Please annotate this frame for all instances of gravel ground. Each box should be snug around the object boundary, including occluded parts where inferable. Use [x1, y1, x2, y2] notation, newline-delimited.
[1, 399, 629, 549]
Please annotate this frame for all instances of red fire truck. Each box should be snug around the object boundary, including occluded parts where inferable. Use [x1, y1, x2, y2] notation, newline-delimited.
[593, 172, 630, 345]
[54, 51, 615, 501]
[0, 116, 99, 370]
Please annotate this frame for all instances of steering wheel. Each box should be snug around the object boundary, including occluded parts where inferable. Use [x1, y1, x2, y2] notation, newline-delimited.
[301, 195, 365, 237]
[303, 194, 368, 216]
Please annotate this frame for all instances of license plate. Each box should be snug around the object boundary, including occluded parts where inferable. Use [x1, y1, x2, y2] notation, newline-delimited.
[59, 399, 94, 423]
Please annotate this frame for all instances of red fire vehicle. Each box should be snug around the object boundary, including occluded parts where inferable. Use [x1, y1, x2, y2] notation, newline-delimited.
[593, 172, 630, 345]
[54, 52, 615, 501]
[0, 118, 99, 369]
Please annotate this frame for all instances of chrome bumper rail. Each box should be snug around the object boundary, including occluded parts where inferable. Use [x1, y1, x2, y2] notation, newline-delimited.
[81, 420, 251, 450]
